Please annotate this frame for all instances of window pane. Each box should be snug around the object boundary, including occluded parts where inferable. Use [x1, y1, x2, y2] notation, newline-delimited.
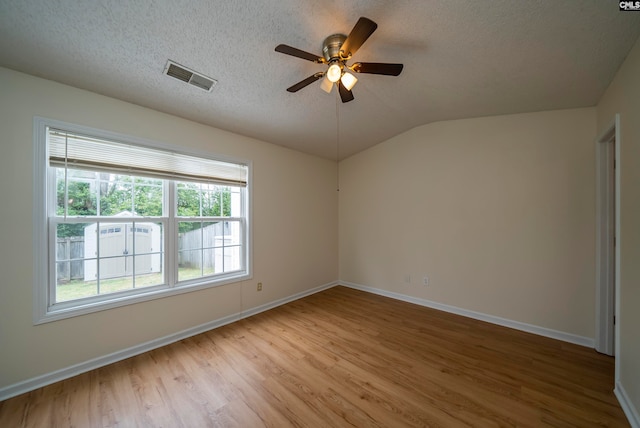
[201, 190, 219, 217]
[226, 246, 241, 272]
[225, 221, 241, 246]
[229, 187, 242, 217]
[210, 247, 223, 274]
[203, 248, 217, 276]
[133, 255, 163, 288]
[100, 175, 133, 216]
[212, 186, 233, 217]
[132, 222, 164, 288]
[202, 221, 220, 249]
[177, 182, 200, 216]
[179, 221, 203, 247]
[178, 249, 202, 281]
[132, 222, 162, 256]
[178, 221, 225, 281]
[98, 257, 134, 293]
[56, 169, 98, 216]
[56, 222, 97, 302]
[133, 178, 163, 216]
[98, 222, 131, 265]
[176, 182, 238, 218]
[97, 222, 134, 294]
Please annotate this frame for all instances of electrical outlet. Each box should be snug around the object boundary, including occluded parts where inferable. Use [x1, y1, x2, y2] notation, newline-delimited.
[423, 276, 429, 286]
[257, 282, 263, 291]
[404, 274, 411, 283]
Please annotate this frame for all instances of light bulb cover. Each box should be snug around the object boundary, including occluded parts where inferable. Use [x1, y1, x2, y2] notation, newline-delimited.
[327, 63, 342, 83]
[340, 72, 358, 91]
[320, 75, 334, 93]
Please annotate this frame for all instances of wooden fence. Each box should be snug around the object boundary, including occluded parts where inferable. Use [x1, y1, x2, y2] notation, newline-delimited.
[56, 237, 84, 283]
[178, 222, 229, 269]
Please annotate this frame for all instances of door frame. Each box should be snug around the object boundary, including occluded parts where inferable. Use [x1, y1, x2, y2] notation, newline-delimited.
[595, 114, 620, 358]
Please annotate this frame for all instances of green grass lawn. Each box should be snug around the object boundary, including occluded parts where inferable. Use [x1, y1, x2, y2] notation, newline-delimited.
[56, 267, 210, 302]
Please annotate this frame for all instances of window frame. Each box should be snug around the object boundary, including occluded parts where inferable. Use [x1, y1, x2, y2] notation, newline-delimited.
[33, 117, 252, 324]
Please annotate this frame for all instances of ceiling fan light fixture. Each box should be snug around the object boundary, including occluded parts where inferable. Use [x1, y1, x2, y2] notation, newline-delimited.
[275, 17, 403, 103]
[327, 62, 342, 83]
[320, 75, 334, 93]
[340, 72, 358, 91]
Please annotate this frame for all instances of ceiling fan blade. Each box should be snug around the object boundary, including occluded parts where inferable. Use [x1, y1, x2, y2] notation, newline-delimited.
[351, 62, 404, 76]
[275, 44, 324, 63]
[338, 81, 355, 103]
[340, 17, 378, 58]
[286, 73, 324, 92]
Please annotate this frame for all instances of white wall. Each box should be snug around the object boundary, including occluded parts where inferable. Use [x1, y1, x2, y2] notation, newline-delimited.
[0, 67, 338, 390]
[339, 108, 597, 339]
[597, 35, 640, 422]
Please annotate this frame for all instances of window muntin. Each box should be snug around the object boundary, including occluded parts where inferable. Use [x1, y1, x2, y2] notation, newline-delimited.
[36, 119, 250, 321]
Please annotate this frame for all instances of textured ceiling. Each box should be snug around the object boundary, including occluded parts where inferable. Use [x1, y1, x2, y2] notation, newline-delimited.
[1, 1, 639, 160]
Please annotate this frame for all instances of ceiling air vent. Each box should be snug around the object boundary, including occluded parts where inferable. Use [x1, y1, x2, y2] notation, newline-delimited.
[164, 60, 217, 92]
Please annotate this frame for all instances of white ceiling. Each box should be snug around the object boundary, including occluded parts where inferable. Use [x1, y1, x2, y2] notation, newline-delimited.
[1, 1, 639, 160]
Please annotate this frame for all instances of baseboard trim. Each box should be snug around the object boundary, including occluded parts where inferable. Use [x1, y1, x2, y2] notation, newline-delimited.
[238, 281, 337, 319]
[339, 281, 594, 348]
[0, 280, 338, 402]
[616, 382, 640, 428]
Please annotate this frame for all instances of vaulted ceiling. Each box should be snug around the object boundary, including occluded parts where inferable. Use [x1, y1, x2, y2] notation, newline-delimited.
[1, 1, 639, 160]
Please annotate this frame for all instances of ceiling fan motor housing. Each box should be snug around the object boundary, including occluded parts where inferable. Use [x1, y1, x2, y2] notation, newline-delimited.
[323, 34, 348, 62]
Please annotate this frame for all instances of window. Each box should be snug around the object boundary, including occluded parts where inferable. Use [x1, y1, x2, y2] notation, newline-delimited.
[33, 118, 251, 322]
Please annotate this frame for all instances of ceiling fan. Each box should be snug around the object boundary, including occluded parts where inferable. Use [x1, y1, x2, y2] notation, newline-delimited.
[275, 17, 403, 103]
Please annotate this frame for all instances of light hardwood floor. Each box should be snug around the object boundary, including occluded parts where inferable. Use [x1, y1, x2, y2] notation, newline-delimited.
[0, 286, 629, 427]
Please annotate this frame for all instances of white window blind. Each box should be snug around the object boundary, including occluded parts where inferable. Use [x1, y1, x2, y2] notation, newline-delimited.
[48, 128, 248, 187]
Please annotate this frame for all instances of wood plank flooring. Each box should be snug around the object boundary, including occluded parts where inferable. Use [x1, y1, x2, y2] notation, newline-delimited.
[0, 286, 629, 427]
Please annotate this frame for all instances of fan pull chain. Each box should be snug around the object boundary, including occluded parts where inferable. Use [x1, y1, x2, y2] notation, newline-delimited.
[335, 87, 340, 192]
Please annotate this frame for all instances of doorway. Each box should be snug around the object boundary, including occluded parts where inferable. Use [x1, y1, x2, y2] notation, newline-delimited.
[595, 115, 619, 356]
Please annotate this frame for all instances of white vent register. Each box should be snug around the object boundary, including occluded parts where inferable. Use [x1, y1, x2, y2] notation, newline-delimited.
[164, 60, 217, 92]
